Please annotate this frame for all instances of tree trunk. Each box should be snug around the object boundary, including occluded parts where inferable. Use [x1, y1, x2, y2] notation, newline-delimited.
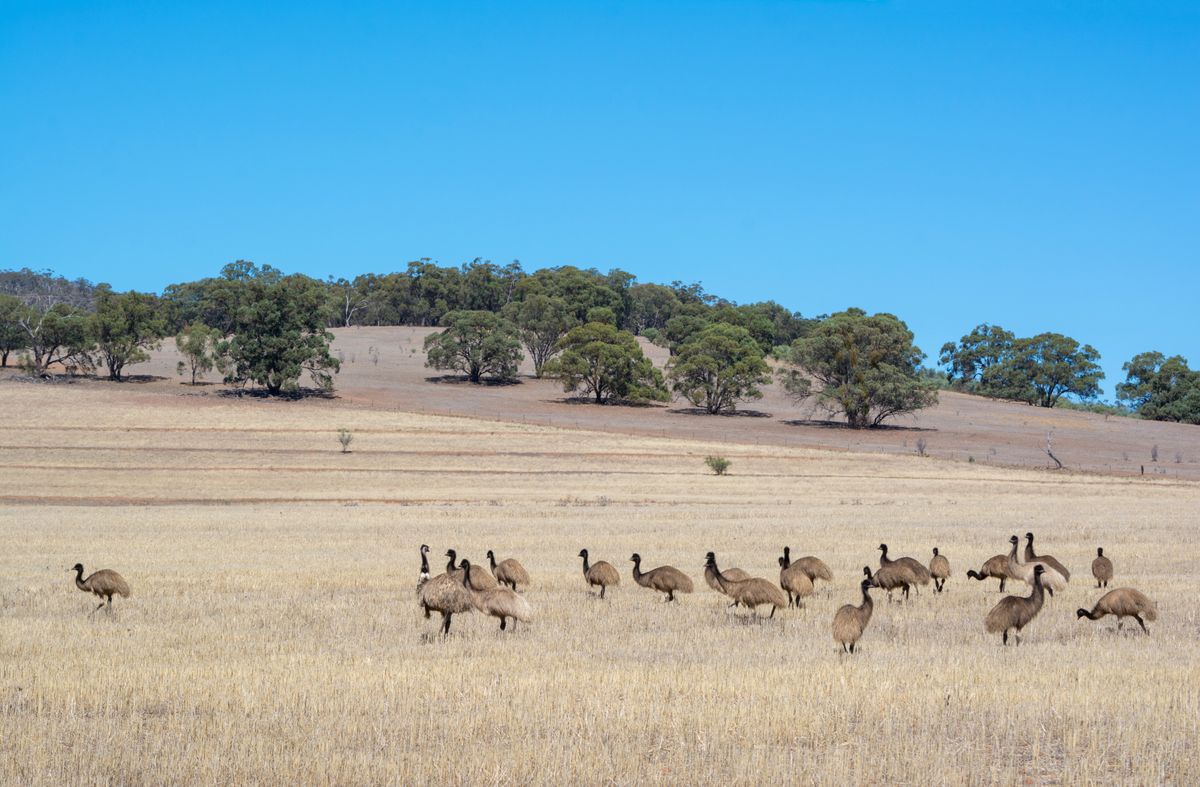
[0, 349, 7, 367]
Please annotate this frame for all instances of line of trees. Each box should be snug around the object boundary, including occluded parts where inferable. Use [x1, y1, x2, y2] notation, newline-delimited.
[2, 263, 1195, 426]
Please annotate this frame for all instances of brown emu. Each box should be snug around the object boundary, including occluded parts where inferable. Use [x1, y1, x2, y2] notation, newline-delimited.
[966, 554, 1009, 592]
[778, 556, 815, 608]
[879, 544, 931, 591]
[70, 564, 131, 614]
[1091, 548, 1113, 589]
[929, 548, 951, 593]
[578, 549, 620, 599]
[863, 565, 912, 603]
[1077, 588, 1156, 634]
[985, 564, 1047, 645]
[781, 546, 833, 590]
[832, 579, 874, 654]
[417, 546, 473, 635]
[630, 553, 694, 602]
[460, 560, 533, 631]
[486, 550, 530, 592]
[705, 553, 787, 618]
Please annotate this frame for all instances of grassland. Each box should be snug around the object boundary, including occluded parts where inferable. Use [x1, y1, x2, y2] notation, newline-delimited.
[1, 383, 1198, 785]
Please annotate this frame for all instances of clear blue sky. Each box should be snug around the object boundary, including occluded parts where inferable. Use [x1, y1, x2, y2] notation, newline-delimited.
[2, 1, 1197, 396]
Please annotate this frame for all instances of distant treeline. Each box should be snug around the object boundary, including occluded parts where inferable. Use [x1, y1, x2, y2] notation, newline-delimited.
[0, 262, 1196, 425]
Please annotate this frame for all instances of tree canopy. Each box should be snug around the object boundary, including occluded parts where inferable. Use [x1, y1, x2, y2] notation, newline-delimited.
[983, 333, 1104, 407]
[221, 273, 340, 394]
[545, 322, 668, 404]
[423, 310, 523, 383]
[668, 323, 771, 414]
[1117, 351, 1200, 424]
[92, 286, 166, 381]
[780, 308, 937, 428]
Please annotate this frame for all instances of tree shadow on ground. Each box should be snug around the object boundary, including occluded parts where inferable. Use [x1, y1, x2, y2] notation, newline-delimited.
[217, 387, 338, 401]
[117, 375, 170, 384]
[668, 407, 773, 419]
[554, 396, 666, 409]
[781, 418, 936, 433]
[423, 374, 522, 387]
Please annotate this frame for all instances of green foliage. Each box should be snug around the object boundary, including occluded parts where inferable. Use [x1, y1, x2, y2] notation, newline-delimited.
[544, 322, 669, 404]
[983, 333, 1103, 407]
[92, 286, 167, 381]
[705, 455, 731, 475]
[939, 324, 1015, 386]
[17, 303, 95, 375]
[626, 283, 681, 334]
[0, 294, 29, 367]
[668, 323, 771, 414]
[516, 266, 627, 324]
[221, 274, 340, 395]
[175, 323, 223, 385]
[502, 295, 575, 378]
[941, 324, 1104, 408]
[780, 308, 937, 428]
[423, 310, 523, 383]
[1117, 351, 1200, 424]
[586, 306, 618, 326]
[659, 312, 711, 355]
[337, 429, 354, 453]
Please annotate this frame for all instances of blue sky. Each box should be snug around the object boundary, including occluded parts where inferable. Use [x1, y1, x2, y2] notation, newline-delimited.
[2, 1, 1197, 396]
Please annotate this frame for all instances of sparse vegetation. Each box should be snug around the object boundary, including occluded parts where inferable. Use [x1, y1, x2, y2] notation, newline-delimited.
[337, 429, 354, 453]
[705, 455, 731, 475]
[916, 437, 928, 457]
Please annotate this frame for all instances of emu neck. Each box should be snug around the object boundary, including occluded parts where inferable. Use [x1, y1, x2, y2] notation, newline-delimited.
[73, 566, 86, 590]
[781, 553, 791, 569]
[581, 555, 590, 575]
[446, 554, 457, 573]
[710, 563, 733, 593]
[419, 551, 429, 575]
[632, 561, 643, 582]
[1029, 573, 1046, 609]
[880, 549, 892, 566]
[488, 553, 498, 570]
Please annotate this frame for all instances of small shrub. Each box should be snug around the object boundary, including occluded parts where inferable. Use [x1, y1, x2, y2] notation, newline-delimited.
[968, 455, 975, 463]
[337, 429, 354, 454]
[1151, 444, 1159, 462]
[705, 456, 731, 476]
[915, 437, 928, 457]
[1176, 451, 1184, 464]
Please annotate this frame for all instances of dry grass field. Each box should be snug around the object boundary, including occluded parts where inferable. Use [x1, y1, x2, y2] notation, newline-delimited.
[1, 382, 1198, 785]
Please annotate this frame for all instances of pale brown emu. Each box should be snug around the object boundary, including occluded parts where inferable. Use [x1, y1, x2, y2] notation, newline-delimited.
[832, 579, 874, 654]
[705, 553, 787, 618]
[486, 550, 530, 592]
[1091, 548, 1113, 589]
[929, 548, 951, 593]
[631, 553, 693, 602]
[71, 563, 131, 614]
[1077, 588, 1156, 634]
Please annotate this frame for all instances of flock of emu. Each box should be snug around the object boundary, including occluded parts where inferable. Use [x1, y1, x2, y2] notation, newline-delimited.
[70, 532, 1156, 652]
[406, 532, 1158, 651]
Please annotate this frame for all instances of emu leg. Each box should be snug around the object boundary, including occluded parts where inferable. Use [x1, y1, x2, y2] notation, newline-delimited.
[424, 604, 431, 620]
[769, 605, 777, 619]
[1002, 629, 1009, 645]
[499, 617, 507, 631]
[599, 586, 605, 600]
[442, 613, 452, 635]
[1135, 615, 1148, 634]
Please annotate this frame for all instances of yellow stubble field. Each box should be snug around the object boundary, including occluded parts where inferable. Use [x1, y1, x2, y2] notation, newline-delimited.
[0, 383, 1197, 784]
